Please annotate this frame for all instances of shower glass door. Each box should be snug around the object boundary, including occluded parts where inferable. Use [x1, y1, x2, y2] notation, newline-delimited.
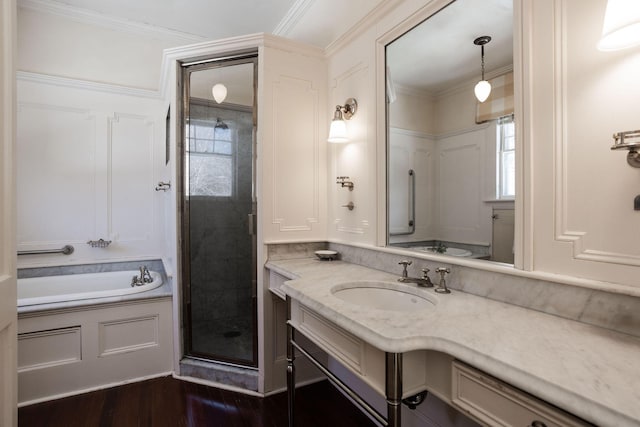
[181, 55, 257, 367]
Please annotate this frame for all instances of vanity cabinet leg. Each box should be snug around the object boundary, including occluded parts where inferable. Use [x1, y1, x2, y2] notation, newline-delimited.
[386, 352, 403, 427]
[286, 296, 295, 427]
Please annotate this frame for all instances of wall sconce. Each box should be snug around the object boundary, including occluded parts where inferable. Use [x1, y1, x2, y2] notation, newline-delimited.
[473, 36, 492, 103]
[212, 83, 227, 103]
[610, 130, 640, 167]
[328, 98, 358, 143]
[598, 0, 640, 51]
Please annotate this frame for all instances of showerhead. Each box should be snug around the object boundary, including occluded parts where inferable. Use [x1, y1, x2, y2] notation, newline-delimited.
[215, 118, 228, 130]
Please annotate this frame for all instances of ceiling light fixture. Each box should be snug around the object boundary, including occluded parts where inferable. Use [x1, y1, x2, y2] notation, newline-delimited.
[212, 83, 227, 104]
[473, 36, 492, 103]
[598, 0, 640, 51]
[328, 98, 358, 143]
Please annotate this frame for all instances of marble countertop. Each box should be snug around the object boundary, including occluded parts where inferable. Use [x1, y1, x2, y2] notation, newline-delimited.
[267, 257, 640, 427]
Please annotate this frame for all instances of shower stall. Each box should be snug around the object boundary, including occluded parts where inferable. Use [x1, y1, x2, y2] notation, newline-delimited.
[179, 53, 258, 368]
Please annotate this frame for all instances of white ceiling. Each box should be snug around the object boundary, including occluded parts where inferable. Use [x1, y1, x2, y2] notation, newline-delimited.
[53, 0, 300, 41]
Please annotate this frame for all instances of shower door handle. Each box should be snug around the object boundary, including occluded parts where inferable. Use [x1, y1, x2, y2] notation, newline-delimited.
[248, 214, 257, 236]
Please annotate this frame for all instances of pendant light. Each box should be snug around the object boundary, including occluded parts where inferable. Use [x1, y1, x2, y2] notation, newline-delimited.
[211, 83, 227, 104]
[473, 36, 492, 103]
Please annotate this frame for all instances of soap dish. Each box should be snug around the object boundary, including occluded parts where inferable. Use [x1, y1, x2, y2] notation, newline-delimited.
[315, 250, 338, 261]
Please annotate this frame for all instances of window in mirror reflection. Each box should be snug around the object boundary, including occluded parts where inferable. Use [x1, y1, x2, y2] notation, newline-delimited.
[497, 115, 515, 199]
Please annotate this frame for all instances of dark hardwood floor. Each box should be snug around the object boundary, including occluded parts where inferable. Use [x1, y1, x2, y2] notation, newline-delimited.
[18, 376, 377, 427]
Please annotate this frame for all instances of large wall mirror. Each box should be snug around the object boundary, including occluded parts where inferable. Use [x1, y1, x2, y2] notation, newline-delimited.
[386, 0, 515, 264]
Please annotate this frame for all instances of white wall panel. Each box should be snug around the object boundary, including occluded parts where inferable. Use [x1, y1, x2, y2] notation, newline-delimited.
[388, 128, 436, 243]
[17, 103, 96, 244]
[260, 44, 327, 242]
[16, 77, 166, 267]
[437, 128, 492, 245]
[529, 0, 640, 288]
[271, 76, 320, 232]
[108, 113, 155, 245]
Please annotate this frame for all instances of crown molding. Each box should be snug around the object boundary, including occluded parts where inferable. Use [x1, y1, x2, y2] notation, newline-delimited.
[16, 71, 162, 99]
[18, 0, 207, 43]
[325, 0, 404, 57]
[158, 33, 325, 99]
[273, 0, 316, 37]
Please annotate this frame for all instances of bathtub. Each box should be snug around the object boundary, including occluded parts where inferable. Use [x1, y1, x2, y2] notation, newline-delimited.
[18, 270, 164, 306]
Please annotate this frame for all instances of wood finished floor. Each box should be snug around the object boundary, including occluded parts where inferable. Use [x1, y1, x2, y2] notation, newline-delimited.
[18, 376, 377, 427]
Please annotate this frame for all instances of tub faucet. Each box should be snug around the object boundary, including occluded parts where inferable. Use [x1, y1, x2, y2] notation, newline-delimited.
[397, 260, 434, 288]
[131, 266, 152, 287]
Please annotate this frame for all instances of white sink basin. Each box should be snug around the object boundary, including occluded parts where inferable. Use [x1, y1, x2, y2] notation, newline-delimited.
[331, 281, 436, 312]
[416, 246, 472, 257]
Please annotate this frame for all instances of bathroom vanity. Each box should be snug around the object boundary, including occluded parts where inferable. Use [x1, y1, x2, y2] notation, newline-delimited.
[267, 257, 640, 427]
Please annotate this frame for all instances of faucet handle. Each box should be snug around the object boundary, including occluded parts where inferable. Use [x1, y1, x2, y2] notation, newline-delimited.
[434, 267, 451, 294]
[435, 267, 450, 276]
[398, 260, 412, 278]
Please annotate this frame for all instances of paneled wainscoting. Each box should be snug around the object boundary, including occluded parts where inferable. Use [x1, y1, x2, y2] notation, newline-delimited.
[18, 376, 376, 427]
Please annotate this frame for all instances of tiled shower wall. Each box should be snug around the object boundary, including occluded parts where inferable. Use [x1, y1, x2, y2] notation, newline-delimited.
[188, 100, 254, 360]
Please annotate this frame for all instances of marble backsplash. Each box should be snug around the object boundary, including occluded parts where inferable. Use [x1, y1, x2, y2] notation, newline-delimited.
[266, 242, 640, 339]
[17, 259, 166, 279]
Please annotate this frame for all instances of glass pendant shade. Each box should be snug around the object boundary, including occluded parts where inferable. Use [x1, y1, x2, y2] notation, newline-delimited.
[474, 80, 492, 103]
[598, 0, 640, 50]
[212, 84, 227, 104]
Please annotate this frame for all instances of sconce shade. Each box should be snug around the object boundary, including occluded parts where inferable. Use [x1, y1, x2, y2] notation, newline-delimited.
[474, 80, 492, 103]
[328, 114, 348, 143]
[598, 0, 640, 50]
[212, 83, 227, 103]
[328, 99, 357, 143]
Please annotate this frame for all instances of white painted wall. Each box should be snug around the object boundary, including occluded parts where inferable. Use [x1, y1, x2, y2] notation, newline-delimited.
[17, 6, 192, 91]
[526, 0, 640, 287]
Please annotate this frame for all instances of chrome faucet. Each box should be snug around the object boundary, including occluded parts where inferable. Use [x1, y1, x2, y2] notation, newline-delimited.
[397, 260, 434, 288]
[434, 267, 451, 294]
[131, 265, 152, 287]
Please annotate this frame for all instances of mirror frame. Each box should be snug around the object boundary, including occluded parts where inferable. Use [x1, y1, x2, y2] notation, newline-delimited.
[375, 0, 528, 271]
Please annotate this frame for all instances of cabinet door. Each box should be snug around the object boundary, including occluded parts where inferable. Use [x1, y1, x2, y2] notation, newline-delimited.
[452, 362, 590, 427]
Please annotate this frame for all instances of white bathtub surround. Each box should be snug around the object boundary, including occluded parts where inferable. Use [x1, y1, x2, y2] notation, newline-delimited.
[17, 259, 174, 405]
[17, 259, 172, 314]
[268, 256, 640, 427]
[17, 258, 166, 279]
[18, 270, 163, 306]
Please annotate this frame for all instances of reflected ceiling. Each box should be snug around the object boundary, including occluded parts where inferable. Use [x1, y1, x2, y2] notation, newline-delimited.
[387, 0, 513, 93]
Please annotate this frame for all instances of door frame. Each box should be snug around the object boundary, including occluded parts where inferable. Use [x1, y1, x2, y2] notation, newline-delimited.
[0, 0, 18, 424]
[177, 52, 259, 368]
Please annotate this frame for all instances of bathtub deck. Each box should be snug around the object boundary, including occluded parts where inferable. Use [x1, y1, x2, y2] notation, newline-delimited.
[18, 376, 376, 427]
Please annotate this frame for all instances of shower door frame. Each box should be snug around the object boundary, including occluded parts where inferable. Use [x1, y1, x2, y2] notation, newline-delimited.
[177, 50, 259, 368]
